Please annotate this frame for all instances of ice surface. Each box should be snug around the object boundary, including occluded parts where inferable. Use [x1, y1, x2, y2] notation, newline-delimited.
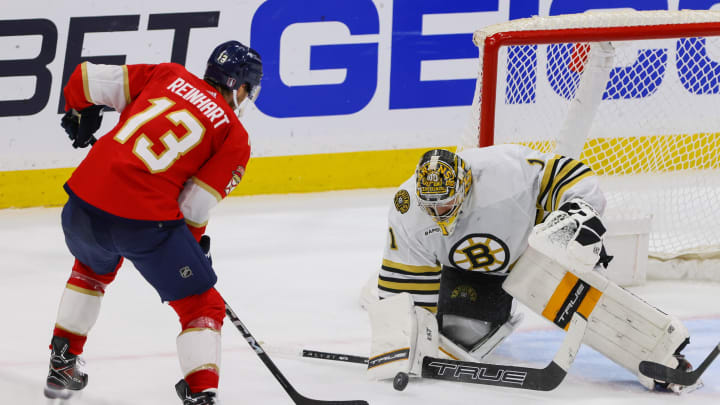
[0, 189, 717, 404]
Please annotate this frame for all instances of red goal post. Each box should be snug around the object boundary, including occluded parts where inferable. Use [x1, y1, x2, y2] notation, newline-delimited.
[461, 10, 720, 282]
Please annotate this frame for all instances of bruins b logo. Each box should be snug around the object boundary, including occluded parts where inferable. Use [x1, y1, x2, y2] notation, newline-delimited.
[394, 190, 410, 214]
[448, 233, 510, 273]
[450, 285, 478, 302]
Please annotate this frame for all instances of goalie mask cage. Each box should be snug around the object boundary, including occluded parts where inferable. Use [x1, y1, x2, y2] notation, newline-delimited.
[460, 10, 720, 280]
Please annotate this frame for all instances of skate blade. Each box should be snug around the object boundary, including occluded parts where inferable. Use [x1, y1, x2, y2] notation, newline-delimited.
[670, 379, 704, 395]
[44, 385, 74, 400]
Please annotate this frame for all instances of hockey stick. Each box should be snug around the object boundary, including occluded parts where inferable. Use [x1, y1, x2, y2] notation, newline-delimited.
[421, 313, 587, 391]
[224, 301, 368, 405]
[303, 313, 588, 392]
[639, 342, 720, 386]
[302, 349, 369, 365]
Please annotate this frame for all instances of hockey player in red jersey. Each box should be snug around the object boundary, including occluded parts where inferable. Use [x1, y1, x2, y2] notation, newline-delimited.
[44, 40, 262, 405]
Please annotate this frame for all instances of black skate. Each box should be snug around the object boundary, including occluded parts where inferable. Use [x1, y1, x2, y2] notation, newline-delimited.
[653, 354, 703, 394]
[175, 379, 219, 405]
[44, 336, 88, 400]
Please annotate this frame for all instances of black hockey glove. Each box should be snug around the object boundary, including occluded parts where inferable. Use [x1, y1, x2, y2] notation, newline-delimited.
[199, 235, 212, 266]
[61, 105, 104, 148]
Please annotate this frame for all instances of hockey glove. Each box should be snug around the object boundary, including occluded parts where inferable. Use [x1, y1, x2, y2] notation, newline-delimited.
[61, 105, 104, 148]
[199, 235, 212, 266]
[558, 199, 612, 270]
[529, 198, 612, 273]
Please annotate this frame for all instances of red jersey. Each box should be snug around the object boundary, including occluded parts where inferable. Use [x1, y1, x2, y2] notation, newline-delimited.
[63, 62, 250, 239]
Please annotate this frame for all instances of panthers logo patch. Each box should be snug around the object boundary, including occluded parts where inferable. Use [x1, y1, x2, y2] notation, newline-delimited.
[448, 233, 510, 273]
[394, 189, 410, 214]
[224, 165, 246, 195]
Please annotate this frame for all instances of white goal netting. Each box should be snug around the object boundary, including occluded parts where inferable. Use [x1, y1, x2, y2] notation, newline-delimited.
[462, 10, 720, 281]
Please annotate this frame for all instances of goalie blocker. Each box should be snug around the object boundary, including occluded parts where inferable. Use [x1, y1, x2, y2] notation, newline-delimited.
[503, 245, 690, 390]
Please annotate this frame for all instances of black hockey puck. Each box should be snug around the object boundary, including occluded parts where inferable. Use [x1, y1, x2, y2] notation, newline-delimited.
[393, 372, 409, 391]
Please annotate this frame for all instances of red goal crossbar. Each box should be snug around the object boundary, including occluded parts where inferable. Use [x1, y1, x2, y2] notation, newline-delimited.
[478, 21, 720, 146]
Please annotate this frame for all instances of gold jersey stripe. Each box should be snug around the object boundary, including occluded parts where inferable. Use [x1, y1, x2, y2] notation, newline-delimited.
[537, 155, 561, 212]
[192, 176, 223, 201]
[528, 157, 547, 224]
[184, 217, 208, 228]
[80, 62, 93, 104]
[534, 202, 545, 225]
[378, 279, 440, 292]
[66, 283, 103, 297]
[122, 65, 131, 105]
[381, 259, 441, 274]
[544, 159, 584, 212]
[552, 168, 593, 213]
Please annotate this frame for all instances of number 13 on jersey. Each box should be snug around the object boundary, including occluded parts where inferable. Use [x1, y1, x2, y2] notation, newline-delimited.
[114, 97, 206, 173]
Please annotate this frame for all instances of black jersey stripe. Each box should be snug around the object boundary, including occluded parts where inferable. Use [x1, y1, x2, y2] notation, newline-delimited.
[381, 265, 442, 277]
[379, 274, 441, 283]
[378, 285, 439, 295]
[552, 167, 594, 211]
[537, 156, 562, 213]
[546, 160, 584, 212]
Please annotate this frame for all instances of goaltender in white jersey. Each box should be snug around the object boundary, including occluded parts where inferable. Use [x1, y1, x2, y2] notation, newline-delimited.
[366, 145, 700, 393]
[380, 144, 604, 308]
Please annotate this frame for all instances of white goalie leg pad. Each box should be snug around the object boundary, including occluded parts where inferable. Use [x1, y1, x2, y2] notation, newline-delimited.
[437, 311, 524, 362]
[367, 293, 439, 380]
[177, 327, 221, 378]
[503, 247, 689, 389]
[55, 286, 103, 335]
[359, 270, 380, 311]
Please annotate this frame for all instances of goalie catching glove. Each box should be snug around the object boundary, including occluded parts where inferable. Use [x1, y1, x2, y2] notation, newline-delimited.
[61, 105, 104, 148]
[529, 198, 612, 274]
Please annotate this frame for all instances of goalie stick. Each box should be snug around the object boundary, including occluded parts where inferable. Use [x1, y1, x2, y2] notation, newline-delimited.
[303, 313, 588, 392]
[422, 312, 586, 391]
[639, 342, 720, 387]
[303, 349, 369, 365]
[224, 300, 368, 405]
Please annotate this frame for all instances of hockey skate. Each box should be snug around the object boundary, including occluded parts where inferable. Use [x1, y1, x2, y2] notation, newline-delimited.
[44, 336, 88, 400]
[654, 354, 704, 394]
[175, 379, 220, 405]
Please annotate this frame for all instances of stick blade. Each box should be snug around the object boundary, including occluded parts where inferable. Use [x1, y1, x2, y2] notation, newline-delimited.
[639, 343, 720, 387]
[638, 360, 681, 383]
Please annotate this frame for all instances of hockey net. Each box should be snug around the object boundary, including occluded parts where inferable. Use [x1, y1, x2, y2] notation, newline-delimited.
[460, 10, 720, 281]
